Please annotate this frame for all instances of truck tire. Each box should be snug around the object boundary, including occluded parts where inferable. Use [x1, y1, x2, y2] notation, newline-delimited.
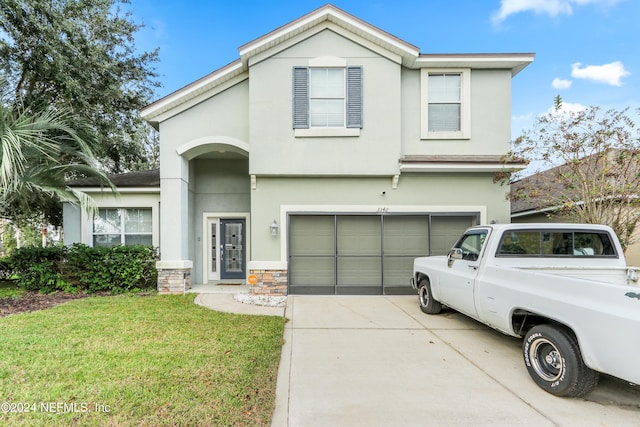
[417, 277, 442, 314]
[523, 325, 598, 397]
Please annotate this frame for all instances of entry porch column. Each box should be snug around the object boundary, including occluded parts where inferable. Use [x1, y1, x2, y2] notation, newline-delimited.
[157, 156, 192, 294]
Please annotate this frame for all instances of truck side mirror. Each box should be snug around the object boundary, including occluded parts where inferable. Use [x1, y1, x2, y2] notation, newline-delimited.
[447, 248, 463, 267]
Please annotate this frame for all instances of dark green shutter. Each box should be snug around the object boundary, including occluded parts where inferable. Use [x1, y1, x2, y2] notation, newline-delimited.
[346, 66, 363, 128]
[292, 67, 309, 129]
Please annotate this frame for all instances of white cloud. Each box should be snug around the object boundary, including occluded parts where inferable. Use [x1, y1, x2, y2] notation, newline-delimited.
[512, 113, 533, 121]
[492, 0, 624, 24]
[552, 78, 573, 89]
[570, 61, 630, 86]
[547, 101, 587, 115]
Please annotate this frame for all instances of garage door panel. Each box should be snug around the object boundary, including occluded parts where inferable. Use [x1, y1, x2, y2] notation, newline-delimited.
[430, 216, 475, 255]
[383, 257, 416, 295]
[290, 257, 335, 286]
[337, 216, 381, 256]
[288, 214, 477, 295]
[337, 257, 381, 288]
[383, 216, 429, 256]
[290, 215, 334, 256]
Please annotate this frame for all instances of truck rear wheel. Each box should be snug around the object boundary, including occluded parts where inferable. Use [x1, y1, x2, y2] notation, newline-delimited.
[418, 278, 442, 314]
[523, 325, 598, 397]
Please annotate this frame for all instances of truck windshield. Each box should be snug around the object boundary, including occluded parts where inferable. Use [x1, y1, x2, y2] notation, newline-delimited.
[496, 230, 617, 257]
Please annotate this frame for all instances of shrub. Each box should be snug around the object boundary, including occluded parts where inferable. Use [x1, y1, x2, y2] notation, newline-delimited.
[7, 244, 158, 294]
[0, 257, 14, 280]
[8, 246, 68, 293]
[66, 244, 158, 293]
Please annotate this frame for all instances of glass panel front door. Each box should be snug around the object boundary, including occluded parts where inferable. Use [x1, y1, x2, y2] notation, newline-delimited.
[220, 219, 246, 279]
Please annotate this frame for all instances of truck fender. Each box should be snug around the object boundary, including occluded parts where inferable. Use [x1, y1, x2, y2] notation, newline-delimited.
[414, 273, 443, 301]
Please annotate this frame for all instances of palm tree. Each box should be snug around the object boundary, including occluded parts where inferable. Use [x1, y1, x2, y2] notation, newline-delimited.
[0, 99, 114, 227]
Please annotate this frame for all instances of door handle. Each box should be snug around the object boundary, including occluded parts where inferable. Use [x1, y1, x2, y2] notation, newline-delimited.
[468, 265, 478, 270]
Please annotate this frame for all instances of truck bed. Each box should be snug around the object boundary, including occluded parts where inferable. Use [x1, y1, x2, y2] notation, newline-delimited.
[515, 266, 640, 286]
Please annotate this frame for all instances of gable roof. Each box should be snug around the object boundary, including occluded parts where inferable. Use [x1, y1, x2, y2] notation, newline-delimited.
[141, 4, 534, 127]
[237, 4, 419, 67]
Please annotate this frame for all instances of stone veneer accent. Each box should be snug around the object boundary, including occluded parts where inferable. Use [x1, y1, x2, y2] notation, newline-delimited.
[156, 261, 192, 294]
[249, 269, 288, 296]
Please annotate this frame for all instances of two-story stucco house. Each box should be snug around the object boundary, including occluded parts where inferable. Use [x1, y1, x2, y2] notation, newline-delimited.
[64, 4, 533, 295]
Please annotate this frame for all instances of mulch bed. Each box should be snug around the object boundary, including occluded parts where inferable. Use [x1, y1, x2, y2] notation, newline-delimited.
[0, 292, 92, 318]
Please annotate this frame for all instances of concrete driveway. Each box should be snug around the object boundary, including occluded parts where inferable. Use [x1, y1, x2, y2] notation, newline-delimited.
[271, 295, 640, 427]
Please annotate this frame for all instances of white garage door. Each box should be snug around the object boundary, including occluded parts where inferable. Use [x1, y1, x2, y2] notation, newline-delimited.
[288, 214, 477, 295]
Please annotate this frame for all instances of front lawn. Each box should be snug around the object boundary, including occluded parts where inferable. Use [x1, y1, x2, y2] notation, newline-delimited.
[0, 280, 25, 299]
[0, 293, 285, 426]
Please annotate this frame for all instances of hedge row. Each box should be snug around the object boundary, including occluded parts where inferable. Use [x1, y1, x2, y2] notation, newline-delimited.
[1, 244, 158, 294]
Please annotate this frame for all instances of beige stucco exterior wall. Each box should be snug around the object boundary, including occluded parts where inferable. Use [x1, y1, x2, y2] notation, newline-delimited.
[248, 29, 402, 176]
[626, 229, 640, 266]
[250, 173, 510, 265]
[157, 80, 249, 263]
[159, 80, 249, 161]
[400, 68, 512, 157]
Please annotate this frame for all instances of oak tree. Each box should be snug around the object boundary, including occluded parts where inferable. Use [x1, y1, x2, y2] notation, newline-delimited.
[0, 0, 160, 173]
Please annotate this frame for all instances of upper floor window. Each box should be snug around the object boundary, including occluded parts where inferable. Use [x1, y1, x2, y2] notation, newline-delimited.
[93, 208, 152, 247]
[428, 74, 461, 132]
[293, 65, 362, 135]
[421, 69, 470, 139]
[309, 68, 345, 127]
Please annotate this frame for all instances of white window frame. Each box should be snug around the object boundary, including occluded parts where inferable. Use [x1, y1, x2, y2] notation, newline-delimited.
[93, 207, 153, 247]
[293, 56, 361, 138]
[420, 68, 471, 140]
[309, 67, 346, 128]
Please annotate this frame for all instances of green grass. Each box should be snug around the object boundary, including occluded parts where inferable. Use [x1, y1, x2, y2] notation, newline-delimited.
[0, 280, 25, 299]
[0, 294, 285, 426]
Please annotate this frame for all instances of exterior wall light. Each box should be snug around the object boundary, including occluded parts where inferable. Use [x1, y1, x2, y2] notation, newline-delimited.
[270, 219, 279, 236]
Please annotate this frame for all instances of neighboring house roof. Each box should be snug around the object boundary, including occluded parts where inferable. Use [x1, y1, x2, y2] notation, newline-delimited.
[511, 149, 640, 217]
[510, 167, 569, 216]
[141, 3, 534, 128]
[68, 169, 160, 188]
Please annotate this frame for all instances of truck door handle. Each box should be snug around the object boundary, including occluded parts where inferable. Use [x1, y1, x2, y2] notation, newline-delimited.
[468, 265, 478, 270]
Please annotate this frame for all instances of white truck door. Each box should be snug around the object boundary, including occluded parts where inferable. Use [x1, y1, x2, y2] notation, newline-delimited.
[439, 229, 487, 318]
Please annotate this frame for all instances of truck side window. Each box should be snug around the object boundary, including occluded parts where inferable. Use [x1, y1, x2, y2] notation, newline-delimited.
[498, 231, 538, 255]
[574, 232, 616, 256]
[497, 230, 618, 257]
[454, 232, 487, 261]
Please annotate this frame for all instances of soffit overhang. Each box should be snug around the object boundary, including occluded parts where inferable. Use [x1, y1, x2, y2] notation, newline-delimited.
[416, 53, 535, 77]
[400, 155, 527, 173]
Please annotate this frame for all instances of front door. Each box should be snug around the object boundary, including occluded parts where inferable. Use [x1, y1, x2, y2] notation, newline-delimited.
[220, 219, 246, 279]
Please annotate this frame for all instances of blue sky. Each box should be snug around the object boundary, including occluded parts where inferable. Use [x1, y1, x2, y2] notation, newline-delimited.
[129, 0, 639, 139]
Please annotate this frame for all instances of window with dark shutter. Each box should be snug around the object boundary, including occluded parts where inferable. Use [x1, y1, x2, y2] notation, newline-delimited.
[346, 66, 362, 128]
[292, 65, 362, 129]
[292, 67, 309, 129]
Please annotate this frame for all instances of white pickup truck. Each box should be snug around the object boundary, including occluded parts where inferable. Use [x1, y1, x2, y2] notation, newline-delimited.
[411, 223, 640, 397]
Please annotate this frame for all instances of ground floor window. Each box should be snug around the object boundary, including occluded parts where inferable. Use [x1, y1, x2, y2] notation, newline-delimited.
[288, 213, 477, 295]
[93, 208, 152, 247]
